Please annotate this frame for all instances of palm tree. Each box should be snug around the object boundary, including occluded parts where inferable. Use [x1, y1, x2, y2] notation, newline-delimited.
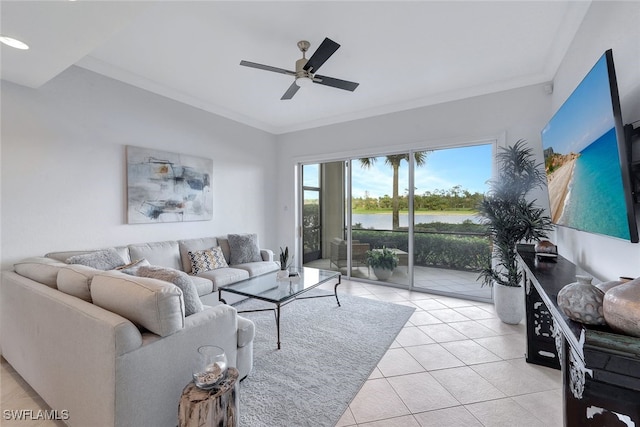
[359, 152, 429, 229]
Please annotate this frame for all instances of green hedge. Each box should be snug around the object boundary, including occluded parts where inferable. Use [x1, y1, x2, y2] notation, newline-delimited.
[352, 229, 490, 271]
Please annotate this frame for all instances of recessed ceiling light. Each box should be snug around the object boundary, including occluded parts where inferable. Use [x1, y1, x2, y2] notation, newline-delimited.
[0, 36, 29, 50]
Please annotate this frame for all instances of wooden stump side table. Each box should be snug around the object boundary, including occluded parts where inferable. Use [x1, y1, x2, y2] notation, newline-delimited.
[178, 367, 239, 427]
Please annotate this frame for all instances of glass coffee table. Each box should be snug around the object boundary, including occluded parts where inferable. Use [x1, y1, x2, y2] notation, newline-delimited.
[218, 267, 341, 349]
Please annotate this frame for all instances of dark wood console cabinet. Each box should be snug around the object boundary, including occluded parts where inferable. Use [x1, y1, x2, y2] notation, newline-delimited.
[518, 249, 640, 427]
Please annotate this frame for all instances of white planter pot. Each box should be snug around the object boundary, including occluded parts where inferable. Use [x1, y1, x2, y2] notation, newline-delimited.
[373, 267, 393, 281]
[494, 282, 524, 324]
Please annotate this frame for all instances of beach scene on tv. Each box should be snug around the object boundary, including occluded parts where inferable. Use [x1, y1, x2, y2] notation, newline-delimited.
[542, 53, 630, 241]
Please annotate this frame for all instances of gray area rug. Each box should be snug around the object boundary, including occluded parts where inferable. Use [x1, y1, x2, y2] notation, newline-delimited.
[236, 290, 415, 427]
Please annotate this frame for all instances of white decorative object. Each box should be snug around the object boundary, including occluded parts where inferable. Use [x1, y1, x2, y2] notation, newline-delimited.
[551, 319, 564, 369]
[193, 345, 228, 390]
[568, 346, 592, 399]
[493, 282, 524, 324]
[557, 275, 606, 325]
[276, 269, 289, 279]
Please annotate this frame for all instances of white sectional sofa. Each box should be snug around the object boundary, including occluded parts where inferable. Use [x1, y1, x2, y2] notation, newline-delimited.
[0, 234, 279, 427]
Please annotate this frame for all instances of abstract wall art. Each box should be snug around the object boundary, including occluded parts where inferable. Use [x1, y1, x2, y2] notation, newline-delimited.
[126, 146, 213, 224]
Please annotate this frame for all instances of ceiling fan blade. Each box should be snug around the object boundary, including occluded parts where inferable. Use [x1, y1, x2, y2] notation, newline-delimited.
[303, 37, 340, 73]
[281, 82, 300, 100]
[313, 75, 359, 92]
[240, 60, 295, 76]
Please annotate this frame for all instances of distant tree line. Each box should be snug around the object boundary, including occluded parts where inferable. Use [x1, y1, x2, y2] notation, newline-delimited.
[353, 185, 484, 212]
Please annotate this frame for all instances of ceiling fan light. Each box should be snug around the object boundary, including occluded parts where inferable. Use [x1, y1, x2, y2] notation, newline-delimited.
[295, 76, 313, 88]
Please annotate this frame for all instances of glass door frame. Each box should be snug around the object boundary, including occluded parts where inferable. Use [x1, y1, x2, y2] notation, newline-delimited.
[302, 165, 322, 263]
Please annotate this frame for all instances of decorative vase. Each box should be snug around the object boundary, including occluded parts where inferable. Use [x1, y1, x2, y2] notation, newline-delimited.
[277, 269, 289, 279]
[556, 275, 606, 325]
[192, 345, 228, 390]
[493, 282, 524, 324]
[603, 277, 640, 337]
[595, 280, 624, 293]
[534, 240, 557, 254]
[373, 267, 392, 281]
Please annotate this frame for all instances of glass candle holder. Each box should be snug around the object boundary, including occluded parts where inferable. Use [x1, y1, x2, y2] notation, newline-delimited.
[192, 345, 228, 390]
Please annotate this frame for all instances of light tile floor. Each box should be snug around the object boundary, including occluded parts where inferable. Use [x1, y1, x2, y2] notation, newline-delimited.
[325, 279, 563, 427]
[1, 279, 562, 427]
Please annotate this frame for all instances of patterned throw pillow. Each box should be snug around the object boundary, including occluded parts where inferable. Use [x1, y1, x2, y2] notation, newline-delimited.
[188, 247, 228, 274]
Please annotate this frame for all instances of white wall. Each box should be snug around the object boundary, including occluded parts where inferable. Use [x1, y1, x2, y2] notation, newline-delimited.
[548, 1, 640, 280]
[3, 2, 636, 283]
[1, 66, 279, 269]
[276, 82, 553, 258]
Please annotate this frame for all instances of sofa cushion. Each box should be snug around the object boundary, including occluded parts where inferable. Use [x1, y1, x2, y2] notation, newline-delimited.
[228, 233, 262, 265]
[13, 257, 67, 288]
[190, 275, 214, 297]
[66, 248, 126, 271]
[196, 267, 250, 288]
[234, 261, 279, 277]
[128, 241, 182, 270]
[137, 266, 204, 316]
[115, 258, 151, 275]
[188, 247, 228, 274]
[91, 271, 185, 337]
[178, 237, 218, 273]
[57, 264, 102, 302]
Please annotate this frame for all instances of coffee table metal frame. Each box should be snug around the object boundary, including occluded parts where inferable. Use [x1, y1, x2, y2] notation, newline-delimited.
[218, 267, 341, 349]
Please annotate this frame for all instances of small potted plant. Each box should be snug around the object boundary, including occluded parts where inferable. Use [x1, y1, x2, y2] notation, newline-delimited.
[366, 247, 399, 281]
[278, 246, 294, 278]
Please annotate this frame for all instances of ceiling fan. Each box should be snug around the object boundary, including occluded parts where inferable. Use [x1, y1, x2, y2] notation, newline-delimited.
[240, 37, 359, 100]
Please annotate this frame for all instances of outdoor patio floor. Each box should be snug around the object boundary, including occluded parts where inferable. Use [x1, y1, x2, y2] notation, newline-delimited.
[304, 258, 493, 303]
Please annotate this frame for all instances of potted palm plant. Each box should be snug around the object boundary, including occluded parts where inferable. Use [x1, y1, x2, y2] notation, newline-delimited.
[366, 247, 399, 281]
[477, 140, 553, 324]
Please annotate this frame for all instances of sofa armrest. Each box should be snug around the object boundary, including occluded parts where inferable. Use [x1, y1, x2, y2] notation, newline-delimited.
[114, 303, 243, 427]
[261, 249, 274, 262]
[237, 315, 255, 348]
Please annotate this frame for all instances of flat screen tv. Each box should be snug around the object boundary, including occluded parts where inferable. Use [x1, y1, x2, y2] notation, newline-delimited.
[542, 49, 638, 243]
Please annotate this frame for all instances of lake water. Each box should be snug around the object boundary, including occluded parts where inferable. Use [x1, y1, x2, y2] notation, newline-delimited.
[352, 213, 479, 230]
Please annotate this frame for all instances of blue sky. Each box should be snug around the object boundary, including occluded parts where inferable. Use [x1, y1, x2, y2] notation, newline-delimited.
[351, 143, 493, 198]
[541, 52, 615, 154]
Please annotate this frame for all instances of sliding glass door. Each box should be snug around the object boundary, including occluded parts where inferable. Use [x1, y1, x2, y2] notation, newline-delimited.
[410, 144, 493, 301]
[302, 162, 346, 270]
[350, 154, 411, 287]
[302, 164, 321, 263]
[300, 141, 494, 302]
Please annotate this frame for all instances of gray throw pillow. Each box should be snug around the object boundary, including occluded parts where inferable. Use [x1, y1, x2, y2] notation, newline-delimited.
[228, 233, 262, 265]
[136, 265, 203, 316]
[66, 248, 126, 271]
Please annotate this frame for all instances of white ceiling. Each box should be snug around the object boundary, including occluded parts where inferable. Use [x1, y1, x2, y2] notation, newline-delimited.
[1, 1, 592, 134]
